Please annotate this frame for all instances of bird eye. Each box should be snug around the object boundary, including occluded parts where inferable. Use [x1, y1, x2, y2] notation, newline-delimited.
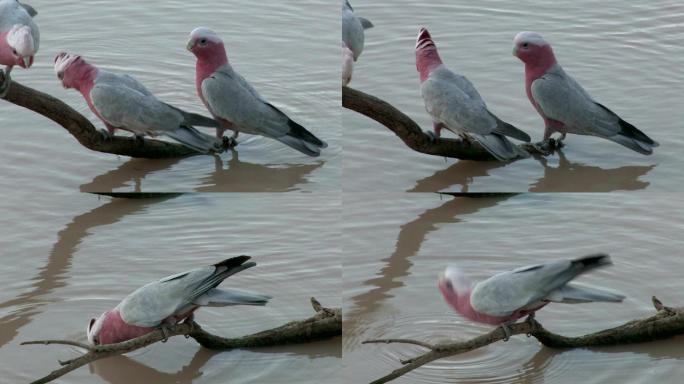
[12, 49, 17, 55]
[57, 72, 64, 80]
[199, 38, 207, 45]
[522, 43, 529, 48]
[445, 281, 453, 290]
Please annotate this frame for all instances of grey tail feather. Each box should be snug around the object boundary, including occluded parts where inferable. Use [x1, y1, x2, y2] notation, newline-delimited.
[163, 102, 220, 128]
[212, 256, 256, 285]
[359, 17, 374, 29]
[550, 284, 625, 304]
[20, 2, 38, 17]
[595, 102, 658, 153]
[493, 117, 531, 142]
[571, 253, 612, 274]
[471, 133, 529, 161]
[166, 125, 221, 154]
[276, 119, 327, 157]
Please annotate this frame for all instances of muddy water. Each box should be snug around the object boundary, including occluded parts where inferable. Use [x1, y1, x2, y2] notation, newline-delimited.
[343, 0, 683, 192]
[343, 193, 684, 383]
[0, 193, 341, 383]
[0, 0, 340, 193]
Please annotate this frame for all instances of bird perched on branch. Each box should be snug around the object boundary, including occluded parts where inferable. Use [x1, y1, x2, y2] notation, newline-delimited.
[87, 256, 271, 345]
[54, 52, 222, 154]
[438, 254, 625, 339]
[342, 0, 373, 86]
[0, 0, 39, 97]
[416, 28, 531, 161]
[187, 27, 327, 157]
[513, 31, 658, 155]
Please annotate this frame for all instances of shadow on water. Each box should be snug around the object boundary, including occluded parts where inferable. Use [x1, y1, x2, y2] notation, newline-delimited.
[0, 194, 179, 348]
[409, 151, 654, 193]
[80, 150, 325, 193]
[345, 194, 516, 327]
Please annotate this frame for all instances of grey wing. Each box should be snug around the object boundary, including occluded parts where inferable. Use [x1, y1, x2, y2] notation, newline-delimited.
[118, 267, 216, 327]
[90, 83, 182, 134]
[471, 259, 577, 316]
[201, 69, 290, 138]
[531, 70, 621, 137]
[422, 75, 498, 136]
[342, 8, 365, 60]
[0, 0, 38, 45]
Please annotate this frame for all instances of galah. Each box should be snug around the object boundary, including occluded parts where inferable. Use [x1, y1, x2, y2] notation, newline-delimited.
[416, 28, 531, 161]
[54, 52, 222, 154]
[438, 254, 625, 338]
[87, 256, 271, 345]
[0, 0, 39, 97]
[186, 27, 327, 157]
[513, 31, 658, 155]
[342, 0, 373, 86]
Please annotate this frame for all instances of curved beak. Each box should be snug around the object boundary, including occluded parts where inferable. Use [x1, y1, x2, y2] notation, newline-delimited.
[512, 46, 518, 57]
[186, 39, 194, 52]
[22, 56, 32, 68]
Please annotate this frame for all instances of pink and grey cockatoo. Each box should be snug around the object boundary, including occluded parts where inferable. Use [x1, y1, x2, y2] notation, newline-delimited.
[187, 27, 328, 157]
[54, 52, 222, 154]
[513, 32, 658, 155]
[438, 254, 625, 339]
[416, 28, 531, 161]
[87, 256, 271, 345]
[342, 0, 373, 86]
[0, 0, 39, 97]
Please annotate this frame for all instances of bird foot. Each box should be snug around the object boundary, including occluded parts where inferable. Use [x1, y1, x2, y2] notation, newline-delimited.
[525, 314, 536, 337]
[425, 130, 439, 143]
[222, 136, 238, 149]
[0, 72, 10, 99]
[500, 323, 512, 342]
[160, 325, 170, 342]
[532, 138, 562, 155]
[99, 130, 113, 141]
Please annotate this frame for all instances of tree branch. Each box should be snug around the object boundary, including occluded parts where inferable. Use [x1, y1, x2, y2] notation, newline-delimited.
[21, 297, 340, 384]
[342, 86, 550, 161]
[0, 74, 228, 158]
[365, 296, 684, 384]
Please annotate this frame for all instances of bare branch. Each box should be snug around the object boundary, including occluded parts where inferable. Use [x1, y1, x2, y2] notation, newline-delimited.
[22, 298, 340, 384]
[0, 74, 229, 158]
[366, 297, 684, 384]
[342, 86, 552, 161]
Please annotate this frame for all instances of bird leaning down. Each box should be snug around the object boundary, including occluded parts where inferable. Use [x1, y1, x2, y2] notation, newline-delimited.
[416, 28, 531, 161]
[513, 31, 658, 155]
[438, 254, 625, 339]
[0, 0, 39, 97]
[187, 27, 327, 157]
[87, 256, 271, 345]
[342, 0, 373, 86]
[54, 52, 223, 154]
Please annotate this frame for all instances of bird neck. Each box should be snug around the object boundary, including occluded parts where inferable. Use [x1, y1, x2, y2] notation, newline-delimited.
[69, 62, 99, 96]
[195, 44, 229, 81]
[524, 45, 557, 82]
[416, 47, 443, 83]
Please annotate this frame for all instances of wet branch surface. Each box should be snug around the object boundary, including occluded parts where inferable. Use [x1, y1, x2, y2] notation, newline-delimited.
[364, 296, 684, 384]
[342, 86, 553, 161]
[0, 75, 228, 158]
[22, 298, 340, 384]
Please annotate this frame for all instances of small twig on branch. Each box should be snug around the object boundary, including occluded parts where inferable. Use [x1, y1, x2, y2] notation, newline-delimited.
[22, 297, 340, 384]
[342, 86, 553, 161]
[0, 74, 229, 159]
[365, 296, 684, 384]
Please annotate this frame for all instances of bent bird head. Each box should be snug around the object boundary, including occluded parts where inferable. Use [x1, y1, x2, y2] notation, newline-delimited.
[438, 266, 473, 311]
[6, 24, 36, 68]
[512, 31, 555, 65]
[54, 52, 86, 89]
[86, 312, 106, 346]
[186, 27, 226, 61]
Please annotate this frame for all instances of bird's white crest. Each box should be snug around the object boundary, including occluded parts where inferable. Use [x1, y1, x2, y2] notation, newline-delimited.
[54, 52, 79, 75]
[189, 27, 222, 44]
[87, 312, 105, 345]
[441, 266, 473, 293]
[514, 31, 548, 47]
[6, 24, 35, 56]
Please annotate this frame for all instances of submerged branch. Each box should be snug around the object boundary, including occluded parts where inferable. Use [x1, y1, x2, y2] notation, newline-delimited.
[22, 298, 340, 384]
[365, 296, 684, 384]
[342, 86, 550, 161]
[0, 74, 226, 158]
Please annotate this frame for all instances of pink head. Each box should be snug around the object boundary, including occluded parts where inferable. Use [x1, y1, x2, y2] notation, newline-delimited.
[5, 24, 37, 68]
[54, 52, 98, 91]
[86, 310, 109, 346]
[187, 27, 228, 67]
[438, 266, 473, 315]
[415, 27, 443, 82]
[512, 31, 557, 70]
[86, 309, 152, 345]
